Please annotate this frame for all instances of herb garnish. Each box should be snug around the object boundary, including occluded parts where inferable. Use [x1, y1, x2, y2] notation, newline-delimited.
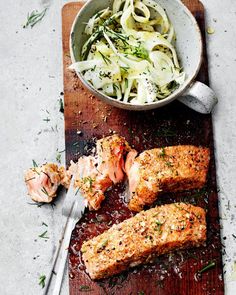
[197, 261, 216, 274]
[56, 153, 61, 164]
[43, 117, 50, 123]
[166, 161, 173, 168]
[38, 230, 49, 239]
[138, 291, 145, 295]
[99, 51, 111, 65]
[41, 186, 49, 196]
[120, 66, 130, 73]
[97, 239, 108, 252]
[32, 160, 40, 175]
[59, 98, 64, 113]
[155, 220, 164, 234]
[79, 285, 93, 292]
[42, 222, 48, 227]
[38, 274, 46, 288]
[156, 128, 176, 137]
[159, 147, 166, 158]
[23, 9, 47, 29]
[32, 159, 38, 167]
[83, 176, 94, 191]
[25, 177, 36, 182]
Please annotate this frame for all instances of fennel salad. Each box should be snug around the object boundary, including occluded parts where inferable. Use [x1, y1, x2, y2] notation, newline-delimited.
[70, 0, 185, 104]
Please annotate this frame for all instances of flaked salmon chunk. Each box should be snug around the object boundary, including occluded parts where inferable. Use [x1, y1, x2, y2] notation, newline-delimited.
[24, 163, 71, 203]
[82, 202, 206, 280]
[74, 135, 131, 210]
[125, 146, 210, 212]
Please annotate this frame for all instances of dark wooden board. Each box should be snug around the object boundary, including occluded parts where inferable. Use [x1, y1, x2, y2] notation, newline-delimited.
[62, 1, 225, 294]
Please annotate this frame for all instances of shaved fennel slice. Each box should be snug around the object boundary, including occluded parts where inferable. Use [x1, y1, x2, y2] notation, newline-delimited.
[131, 0, 151, 23]
[120, 6, 136, 35]
[69, 60, 103, 72]
[113, 0, 127, 13]
[143, 0, 170, 33]
[84, 8, 111, 35]
[102, 83, 114, 96]
[144, 34, 180, 68]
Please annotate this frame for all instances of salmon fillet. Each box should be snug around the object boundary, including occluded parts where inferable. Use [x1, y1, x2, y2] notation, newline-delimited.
[125, 146, 210, 212]
[81, 202, 206, 280]
[74, 135, 131, 210]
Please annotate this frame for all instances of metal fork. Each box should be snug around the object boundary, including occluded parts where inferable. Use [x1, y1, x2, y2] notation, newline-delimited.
[43, 175, 87, 295]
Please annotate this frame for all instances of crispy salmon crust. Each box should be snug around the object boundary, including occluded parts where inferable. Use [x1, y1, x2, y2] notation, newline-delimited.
[125, 146, 210, 211]
[81, 202, 206, 280]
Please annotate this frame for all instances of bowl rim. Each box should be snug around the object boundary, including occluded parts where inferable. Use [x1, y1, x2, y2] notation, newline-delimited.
[69, 0, 203, 110]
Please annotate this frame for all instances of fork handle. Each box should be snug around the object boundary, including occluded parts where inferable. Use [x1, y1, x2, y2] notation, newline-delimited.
[52, 201, 78, 295]
[43, 201, 77, 295]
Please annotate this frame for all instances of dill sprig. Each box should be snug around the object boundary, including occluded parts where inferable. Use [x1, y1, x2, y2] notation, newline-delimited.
[99, 51, 111, 65]
[38, 230, 49, 239]
[23, 9, 47, 29]
[32, 159, 38, 167]
[59, 98, 64, 113]
[56, 153, 61, 164]
[197, 261, 216, 274]
[25, 177, 36, 182]
[39, 274, 46, 288]
[41, 186, 49, 196]
[156, 128, 176, 137]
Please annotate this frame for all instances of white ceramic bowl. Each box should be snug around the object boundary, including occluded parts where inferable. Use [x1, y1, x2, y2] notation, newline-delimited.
[70, 0, 217, 113]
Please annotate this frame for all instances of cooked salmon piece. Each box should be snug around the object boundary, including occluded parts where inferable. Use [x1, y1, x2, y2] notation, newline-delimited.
[25, 163, 62, 203]
[125, 146, 210, 212]
[74, 135, 131, 210]
[24, 163, 72, 203]
[81, 202, 206, 280]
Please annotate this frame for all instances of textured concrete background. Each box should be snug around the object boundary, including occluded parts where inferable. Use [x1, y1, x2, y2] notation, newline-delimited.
[0, 0, 235, 294]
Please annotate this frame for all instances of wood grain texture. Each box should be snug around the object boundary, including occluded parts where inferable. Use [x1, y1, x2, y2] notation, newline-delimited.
[62, 1, 225, 294]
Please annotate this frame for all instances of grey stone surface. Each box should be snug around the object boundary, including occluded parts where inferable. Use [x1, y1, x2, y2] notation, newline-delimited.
[0, 0, 235, 294]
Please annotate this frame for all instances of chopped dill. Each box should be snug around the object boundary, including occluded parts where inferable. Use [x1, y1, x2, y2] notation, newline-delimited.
[98, 51, 111, 65]
[38, 274, 46, 288]
[38, 230, 49, 239]
[23, 9, 47, 29]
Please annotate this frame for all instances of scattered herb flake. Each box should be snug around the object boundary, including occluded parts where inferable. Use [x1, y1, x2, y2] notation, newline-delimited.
[159, 147, 166, 158]
[98, 51, 111, 65]
[83, 176, 94, 191]
[32, 159, 38, 168]
[156, 128, 176, 137]
[166, 161, 173, 168]
[23, 9, 47, 29]
[27, 202, 44, 208]
[41, 186, 49, 196]
[197, 261, 216, 274]
[42, 222, 48, 227]
[232, 234, 236, 239]
[39, 274, 46, 288]
[43, 117, 50, 123]
[56, 153, 61, 164]
[79, 285, 92, 292]
[59, 98, 64, 113]
[25, 177, 36, 182]
[38, 230, 49, 239]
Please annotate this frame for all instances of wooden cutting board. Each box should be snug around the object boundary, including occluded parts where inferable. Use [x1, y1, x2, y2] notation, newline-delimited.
[62, 1, 225, 294]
